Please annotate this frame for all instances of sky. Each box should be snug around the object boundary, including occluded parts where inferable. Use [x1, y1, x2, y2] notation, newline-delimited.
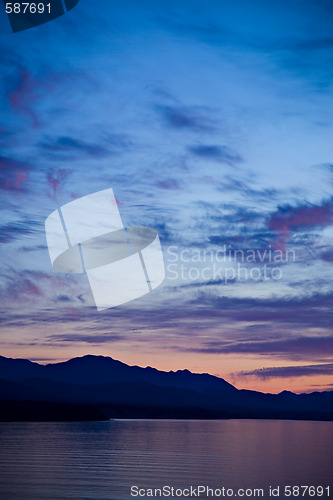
[0, 0, 332, 394]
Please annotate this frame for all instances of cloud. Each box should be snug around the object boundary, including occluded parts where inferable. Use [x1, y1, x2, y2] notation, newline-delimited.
[217, 176, 278, 201]
[56, 295, 73, 303]
[321, 249, 333, 263]
[188, 145, 243, 165]
[267, 198, 333, 232]
[45, 333, 125, 344]
[155, 104, 216, 133]
[1, 275, 43, 301]
[175, 278, 235, 290]
[6, 66, 43, 127]
[199, 193, 331, 261]
[41, 136, 109, 157]
[266, 198, 333, 250]
[276, 36, 333, 87]
[236, 363, 333, 379]
[0, 219, 41, 243]
[158, 2, 333, 87]
[47, 168, 70, 199]
[156, 178, 182, 190]
[0, 269, 84, 309]
[179, 335, 333, 360]
[19, 245, 48, 253]
[212, 293, 333, 328]
[41, 133, 131, 159]
[0, 156, 30, 192]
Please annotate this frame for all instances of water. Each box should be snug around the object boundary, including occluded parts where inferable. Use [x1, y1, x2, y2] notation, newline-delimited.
[0, 420, 332, 499]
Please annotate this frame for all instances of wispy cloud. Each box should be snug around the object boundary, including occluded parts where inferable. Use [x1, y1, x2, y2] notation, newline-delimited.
[321, 249, 333, 263]
[45, 332, 126, 344]
[41, 133, 131, 159]
[46, 169, 71, 199]
[236, 363, 333, 379]
[178, 335, 333, 361]
[41, 136, 109, 158]
[188, 145, 243, 165]
[0, 269, 84, 308]
[18, 245, 48, 253]
[155, 104, 216, 133]
[217, 176, 279, 202]
[0, 156, 31, 193]
[266, 198, 333, 250]
[156, 178, 182, 190]
[267, 198, 333, 232]
[7, 67, 40, 127]
[0, 219, 41, 244]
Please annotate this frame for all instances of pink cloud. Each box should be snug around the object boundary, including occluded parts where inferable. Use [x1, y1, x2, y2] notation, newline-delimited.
[47, 169, 70, 199]
[7, 67, 40, 128]
[6, 278, 42, 302]
[267, 199, 333, 249]
[0, 156, 30, 192]
[5, 170, 29, 191]
[267, 200, 333, 232]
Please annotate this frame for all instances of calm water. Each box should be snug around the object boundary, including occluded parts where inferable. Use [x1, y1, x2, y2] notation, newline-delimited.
[0, 420, 332, 500]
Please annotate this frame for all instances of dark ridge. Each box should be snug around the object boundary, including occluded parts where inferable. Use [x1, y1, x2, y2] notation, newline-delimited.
[0, 355, 332, 421]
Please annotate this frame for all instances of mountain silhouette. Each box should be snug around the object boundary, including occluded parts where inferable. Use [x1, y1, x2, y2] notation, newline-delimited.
[0, 355, 332, 421]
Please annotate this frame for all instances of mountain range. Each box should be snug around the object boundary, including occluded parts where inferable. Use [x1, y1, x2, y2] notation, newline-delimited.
[0, 354, 332, 421]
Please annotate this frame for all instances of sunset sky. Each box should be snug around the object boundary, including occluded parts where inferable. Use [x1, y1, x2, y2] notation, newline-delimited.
[0, 0, 332, 394]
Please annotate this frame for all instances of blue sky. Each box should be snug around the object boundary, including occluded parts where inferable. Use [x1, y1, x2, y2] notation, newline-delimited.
[0, 0, 332, 393]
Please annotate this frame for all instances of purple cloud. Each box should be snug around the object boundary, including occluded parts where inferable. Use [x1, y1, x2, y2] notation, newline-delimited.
[267, 199, 333, 232]
[321, 249, 333, 263]
[0, 156, 30, 192]
[178, 335, 333, 360]
[157, 178, 182, 190]
[156, 104, 216, 133]
[189, 144, 243, 165]
[236, 363, 333, 379]
[47, 168, 70, 199]
[7, 67, 40, 127]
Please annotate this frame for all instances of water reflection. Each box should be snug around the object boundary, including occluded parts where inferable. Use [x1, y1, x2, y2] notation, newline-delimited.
[0, 420, 332, 499]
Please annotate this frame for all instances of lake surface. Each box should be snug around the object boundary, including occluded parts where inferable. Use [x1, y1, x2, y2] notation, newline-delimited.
[0, 419, 332, 499]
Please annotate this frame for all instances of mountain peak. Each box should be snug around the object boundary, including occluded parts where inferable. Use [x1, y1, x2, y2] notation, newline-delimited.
[0, 353, 236, 392]
[0, 355, 332, 421]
